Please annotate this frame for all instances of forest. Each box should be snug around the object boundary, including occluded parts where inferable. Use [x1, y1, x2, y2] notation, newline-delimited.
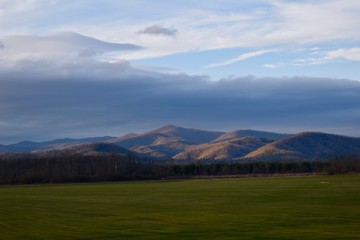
[1, 153, 359, 184]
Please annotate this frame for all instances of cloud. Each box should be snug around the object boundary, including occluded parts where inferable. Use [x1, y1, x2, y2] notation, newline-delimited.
[205, 49, 274, 68]
[1, 1, 359, 62]
[0, 57, 359, 143]
[0, 30, 358, 142]
[263, 47, 360, 69]
[0, 32, 141, 64]
[264, 0, 360, 44]
[262, 64, 277, 69]
[112, 0, 360, 60]
[0, 32, 142, 76]
[325, 48, 360, 61]
[304, 47, 360, 65]
[139, 25, 178, 36]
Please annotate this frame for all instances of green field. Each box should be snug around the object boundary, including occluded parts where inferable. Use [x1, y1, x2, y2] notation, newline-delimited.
[0, 175, 359, 239]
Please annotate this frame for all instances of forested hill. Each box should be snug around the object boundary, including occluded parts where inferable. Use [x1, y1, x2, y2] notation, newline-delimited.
[1, 125, 360, 162]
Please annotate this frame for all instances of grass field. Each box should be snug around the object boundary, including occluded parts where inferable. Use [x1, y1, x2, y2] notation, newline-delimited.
[0, 175, 359, 239]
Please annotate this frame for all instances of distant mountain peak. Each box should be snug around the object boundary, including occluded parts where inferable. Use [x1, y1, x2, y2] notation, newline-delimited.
[147, 124, 224, 144]
[162, 124, 180, 128]
[149, 124, 184, 132]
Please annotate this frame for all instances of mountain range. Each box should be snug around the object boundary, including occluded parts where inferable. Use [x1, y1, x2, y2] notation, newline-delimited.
[0, 136, 115, 153]
[1, 125, 360, 161]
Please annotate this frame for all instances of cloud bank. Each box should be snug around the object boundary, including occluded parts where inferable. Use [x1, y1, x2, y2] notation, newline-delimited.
[1, 57, 359, 143]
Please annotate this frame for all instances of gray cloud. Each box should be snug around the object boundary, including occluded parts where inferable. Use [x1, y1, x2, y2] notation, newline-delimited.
[0, 32, 142, 65]
[139, 25, 178, 36]
[0, 32, 142, 83]
[0, 60, 359, 143]
[3, 31, 142, 52]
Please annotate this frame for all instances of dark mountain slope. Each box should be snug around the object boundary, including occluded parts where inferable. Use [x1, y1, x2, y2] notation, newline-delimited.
[33, 142, 131, 157]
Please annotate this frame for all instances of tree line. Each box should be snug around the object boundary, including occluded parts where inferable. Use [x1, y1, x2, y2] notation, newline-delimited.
[0, 153, 359, 184]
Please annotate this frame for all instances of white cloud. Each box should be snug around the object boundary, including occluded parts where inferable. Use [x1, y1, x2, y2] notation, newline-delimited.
[264, 0, 360, 44]
[115, 0, 360, 60]
[0, 0, 42, 14]
[325, 48, 360, 61]
[262, 64, 277, 69]
[263, 47, 360, 69]
[1, 1, 359, 61]
[205, 49, 274, 69]
[294, 47, 360, 66]
[107, 1, 360, 63]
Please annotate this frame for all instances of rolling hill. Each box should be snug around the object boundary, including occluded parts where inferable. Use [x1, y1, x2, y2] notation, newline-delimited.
[244, 132, 360, 161]
[110, 125, 224, 146]
[109, 125, 224, 159]
[1, 125, 359, 162]
[174, 137, 274, 160]
[56, 142, 130, 156]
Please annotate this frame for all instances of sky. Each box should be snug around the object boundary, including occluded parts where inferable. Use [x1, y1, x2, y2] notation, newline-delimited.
[0, 0, 360, 143]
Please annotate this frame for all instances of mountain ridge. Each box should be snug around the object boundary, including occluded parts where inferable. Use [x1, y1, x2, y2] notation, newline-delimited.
[244, 132, 360, 161]
[1, 125, 359, 162]
[174, 137, 274, 161]
[213, 129, 291, 142]
[0, 136, 116, 153]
